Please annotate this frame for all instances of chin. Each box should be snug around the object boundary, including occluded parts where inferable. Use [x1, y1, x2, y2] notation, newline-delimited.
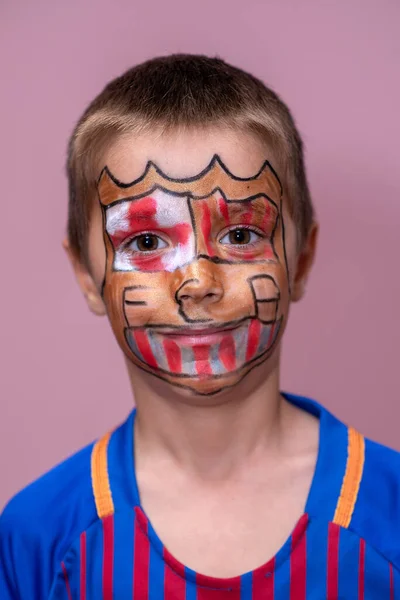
[127, 346, 277, 399]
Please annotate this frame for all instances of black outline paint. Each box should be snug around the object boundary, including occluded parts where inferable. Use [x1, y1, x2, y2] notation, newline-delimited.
[98, 154, 283, 194]
[97, 155, 291, 394]
[123, 315, 283, 381]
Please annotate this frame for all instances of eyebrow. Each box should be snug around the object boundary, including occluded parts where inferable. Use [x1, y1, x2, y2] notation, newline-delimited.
[224, 199, 277, 219]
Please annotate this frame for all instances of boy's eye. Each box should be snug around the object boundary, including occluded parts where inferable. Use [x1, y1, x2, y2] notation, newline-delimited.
[129, 234, 168, 252]
[219, 228, 262, 246]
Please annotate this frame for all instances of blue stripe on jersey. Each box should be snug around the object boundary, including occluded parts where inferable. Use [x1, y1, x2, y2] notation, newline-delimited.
[149, 538, 165, 600]
[306, 412, 348, 521]
[272, 535, 291, 599]
[85, 520, 103, 595]
[336, 526, 360, 599]
[185, 567, 197, 600]
[240, 570, 253, 600]
[364, 543, 391, 600]
[304, 519, 328, 596]
[393, 564, 400, 598]
[107, 411, 139, 509]
[282, 393, 349, 523]
[112, 509, 134, 598]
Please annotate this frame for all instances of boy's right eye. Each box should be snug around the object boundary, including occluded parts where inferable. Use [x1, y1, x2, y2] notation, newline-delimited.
[128, 234, 168, 252]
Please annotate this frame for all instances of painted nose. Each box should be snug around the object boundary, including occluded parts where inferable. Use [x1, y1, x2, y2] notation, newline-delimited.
[176, 261, 224, 307]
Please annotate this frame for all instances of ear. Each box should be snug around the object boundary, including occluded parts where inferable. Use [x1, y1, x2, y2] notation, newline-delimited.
[62, 238, 107, 316]
[291, 222, 319, 303]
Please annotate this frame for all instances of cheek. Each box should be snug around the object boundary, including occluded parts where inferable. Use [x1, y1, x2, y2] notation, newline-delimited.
[280, 209, 299, 284]
[87, 206, 107, 289]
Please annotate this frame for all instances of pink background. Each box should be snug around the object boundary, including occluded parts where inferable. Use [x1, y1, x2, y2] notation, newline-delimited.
[1, 0, 399, 509]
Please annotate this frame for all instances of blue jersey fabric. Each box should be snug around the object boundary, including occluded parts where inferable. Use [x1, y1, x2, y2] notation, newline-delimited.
[1, 393, 400, 599]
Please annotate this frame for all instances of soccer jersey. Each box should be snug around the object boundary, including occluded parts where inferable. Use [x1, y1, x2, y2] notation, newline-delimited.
[1, 394, 400, 599]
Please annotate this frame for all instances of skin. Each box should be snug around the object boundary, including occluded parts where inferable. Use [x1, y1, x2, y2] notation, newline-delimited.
[64, 126, 319, 577]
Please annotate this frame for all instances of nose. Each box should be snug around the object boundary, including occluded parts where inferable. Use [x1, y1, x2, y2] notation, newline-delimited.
[175, 260, 224, 307]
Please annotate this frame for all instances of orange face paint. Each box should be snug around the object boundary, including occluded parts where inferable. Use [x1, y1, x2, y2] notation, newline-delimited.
[97, 156, 290, 395]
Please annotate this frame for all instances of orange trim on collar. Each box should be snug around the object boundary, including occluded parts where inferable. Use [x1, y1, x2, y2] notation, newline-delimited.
[333, 427, 365, 528]
[91, 431, 115, 519]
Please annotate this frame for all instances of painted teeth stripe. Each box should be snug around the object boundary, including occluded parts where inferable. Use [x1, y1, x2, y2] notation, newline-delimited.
[219, 334, 236, 371]
[147, 331, 169, 372]
[234, 323, 249, 368]
[133, 330, 158, 369]
[126, 330, 145, 362]
[256, 323, 273, 356]
[192, 345, 212, 377]
[162, 339, 182, 374]
[180, 345, 197, 377]
[245, 320, 262, 361]
[209, 339, 224, 375]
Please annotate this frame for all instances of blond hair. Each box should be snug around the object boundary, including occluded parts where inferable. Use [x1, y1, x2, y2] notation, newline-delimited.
[66, 54, 314, 266]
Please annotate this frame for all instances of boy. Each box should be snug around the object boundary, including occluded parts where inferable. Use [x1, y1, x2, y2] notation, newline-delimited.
[0, 53, 399, 599]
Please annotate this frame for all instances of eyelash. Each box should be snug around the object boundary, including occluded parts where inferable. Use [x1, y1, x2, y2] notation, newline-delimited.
[123, 232, 168, 253]
[218, 225, 265, 246]
[121, 225, 266, 253]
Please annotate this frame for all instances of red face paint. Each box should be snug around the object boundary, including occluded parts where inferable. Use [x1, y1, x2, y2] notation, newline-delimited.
[219, 334, 236, 371]
[163, 339, 182, 374]
[245, 319, 262, 361]
[107, 193, 194, 272]
[192, 345, 213, 377]
[200, 201, 214, 257]
[218, 196, 229, 225]
[133, 330, 158, 369]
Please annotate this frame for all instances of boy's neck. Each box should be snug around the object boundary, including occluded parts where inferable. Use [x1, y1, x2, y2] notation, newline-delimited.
[129, 360, 290, 481]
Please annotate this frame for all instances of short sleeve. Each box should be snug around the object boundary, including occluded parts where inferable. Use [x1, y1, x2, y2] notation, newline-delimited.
[0, 500, 47, 599]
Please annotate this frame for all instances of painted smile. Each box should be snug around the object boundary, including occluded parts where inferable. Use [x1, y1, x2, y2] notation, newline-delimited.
[125, 317, 282, 378]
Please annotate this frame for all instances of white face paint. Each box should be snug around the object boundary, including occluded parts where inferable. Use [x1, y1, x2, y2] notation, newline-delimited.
[105, 189, 195, 272]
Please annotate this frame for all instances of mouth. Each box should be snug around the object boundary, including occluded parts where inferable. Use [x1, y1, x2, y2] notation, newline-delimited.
[154, 323, 240, 344]
[125, 317, 282, 378]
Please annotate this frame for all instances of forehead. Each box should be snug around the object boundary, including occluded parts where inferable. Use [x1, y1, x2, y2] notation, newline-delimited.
[101, 126, 280, 188]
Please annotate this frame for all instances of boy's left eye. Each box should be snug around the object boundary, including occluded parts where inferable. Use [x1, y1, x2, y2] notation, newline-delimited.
[219, 228, 262, 246]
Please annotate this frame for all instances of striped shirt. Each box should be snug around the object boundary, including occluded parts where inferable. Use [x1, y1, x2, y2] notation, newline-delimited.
[1, 394, 400, 598]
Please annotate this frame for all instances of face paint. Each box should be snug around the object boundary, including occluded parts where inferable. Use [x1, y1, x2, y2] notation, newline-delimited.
[106, 189, 194, 272]
[98, 155, 289, 395]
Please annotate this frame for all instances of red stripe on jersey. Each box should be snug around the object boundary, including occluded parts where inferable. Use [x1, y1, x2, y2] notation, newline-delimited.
[327, 522, 340, 599]
[219, 334, 236, 371]
[102, 515, 114, 600]
[163, 339, 182, 373]
[358, 539, 365, 600]
[290, 518, 307, 600]
[80, 531, 87, 600]
[134, 330, 158, 369]
[61, 562, 73, 600]
[253, 556, 275, 599]
[163, 549, 186, 599]
[193, 345, 212, 377]
[196, 575, 241, 600]
[133, 509, 150, 599]
[290, 532, 307, 600]
[246, 319, 262, 361]
[390, 563, 394, 600]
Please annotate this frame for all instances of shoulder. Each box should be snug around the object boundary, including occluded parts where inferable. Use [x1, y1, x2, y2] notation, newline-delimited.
[0, 441, 98, 598]
[351, 433, 400, 566]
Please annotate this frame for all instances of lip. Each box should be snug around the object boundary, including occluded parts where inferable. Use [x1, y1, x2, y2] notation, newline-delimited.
[156, 323, 240, 344]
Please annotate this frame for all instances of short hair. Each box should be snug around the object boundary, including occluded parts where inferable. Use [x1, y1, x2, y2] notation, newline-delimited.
[66, 54, 314, 267]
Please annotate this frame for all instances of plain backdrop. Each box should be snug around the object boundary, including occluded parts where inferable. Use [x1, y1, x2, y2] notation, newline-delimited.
[1, 0, 399, 510]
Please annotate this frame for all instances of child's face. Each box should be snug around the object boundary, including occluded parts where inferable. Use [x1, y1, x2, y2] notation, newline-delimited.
[77, 127, 316, 396]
